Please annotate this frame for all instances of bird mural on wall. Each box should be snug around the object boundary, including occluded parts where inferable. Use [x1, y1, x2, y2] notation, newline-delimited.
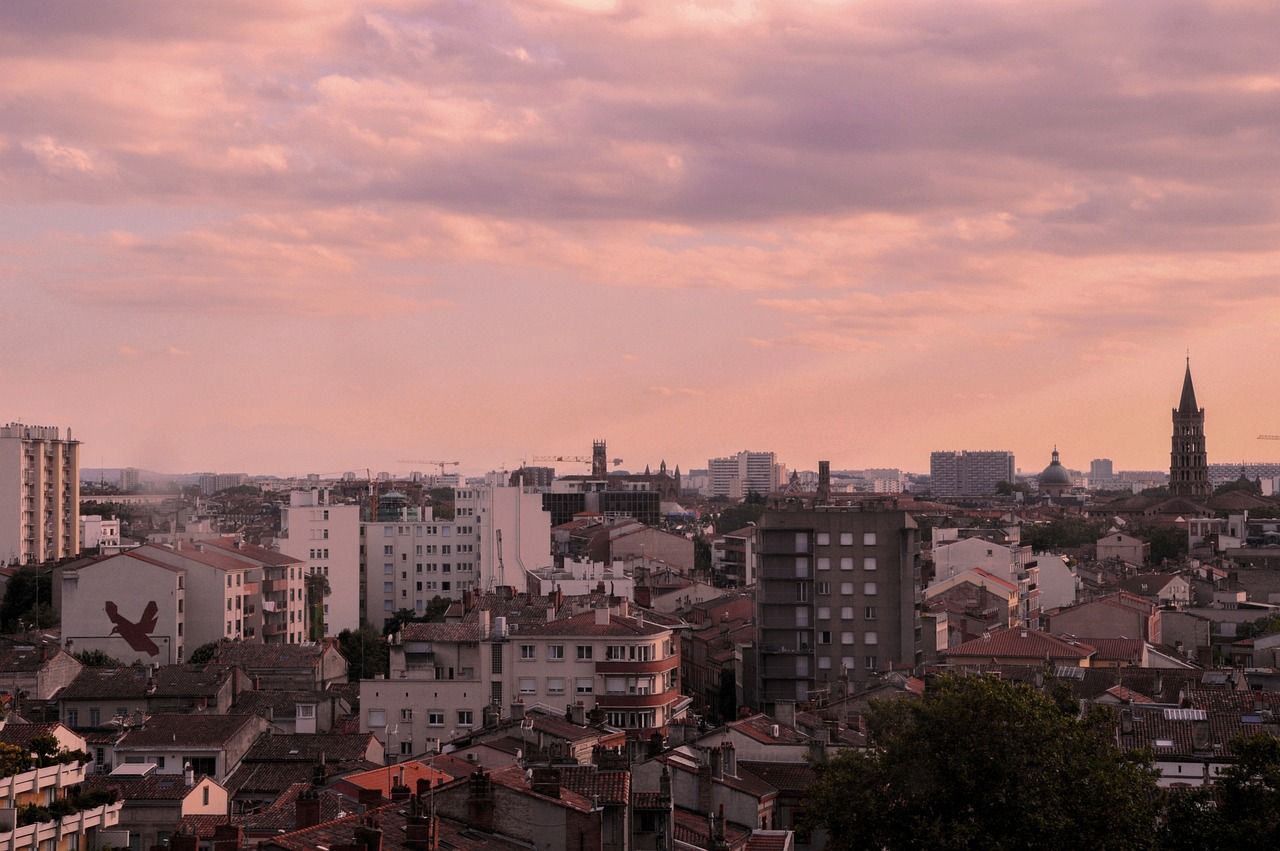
[105, 600, 160, 656]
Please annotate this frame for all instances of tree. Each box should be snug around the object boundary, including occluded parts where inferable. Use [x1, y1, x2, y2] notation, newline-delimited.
[801, 675, 1160, 851]
[995, 480, 1031, 495]
[1238, 613, 1280, 640]
[1022, 517, 1107, 552]
[337, 625, 388, 681]
[1214, 733, 1280, 845]
[0, 566, 55, 632]
[381, 597, 452, 637]
[187, 641, 222, 664]
[1135, 525, 1188, 563]
[305, 572, 331, 642]
[73, 650, 123, 668]
[714, 503, 763, 535]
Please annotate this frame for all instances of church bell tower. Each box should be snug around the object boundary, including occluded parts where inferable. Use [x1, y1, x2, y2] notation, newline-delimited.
[1169, 359, 1210, 500]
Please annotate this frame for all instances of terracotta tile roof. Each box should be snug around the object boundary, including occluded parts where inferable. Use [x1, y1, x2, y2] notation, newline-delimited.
[0, 723, 69, 750]
[58, 666, 150, 701]
[81, 772, 205, 801]
[1117, 705, 1280, 757]
[728, 714, 810, 745]
[672, 807, 749, 847]
[244, 732, 378, 763]
[421, 753, 478, 779]
[116, 713, 262, 750]
[487, 764, 597, 813]
[515, 610, 670, 638]
[232, 690, 336, 719]
[1069, 637, 1145, 663]
[176, 814, 230, 838]
[632, 790, 667, 808]
[142, 543, 253, 573]
[944, 629, 1095, 662]
[212, 641, 333, 671]
[260, 806, 530, 850]
[201, 538, 302, 566]
[226, 761, 319, 796]
[0, 647, 65, 673]
[237, 782, 345, 834]
[737, 761, 817, 793]
[1104, 686, 1153, 704]
[333, 761, 451, 798]
[557, 765, 630, 805]
[399, 622, 482, 643]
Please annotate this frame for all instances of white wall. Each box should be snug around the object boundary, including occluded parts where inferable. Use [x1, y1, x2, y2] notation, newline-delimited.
[278, 490, 361, 635]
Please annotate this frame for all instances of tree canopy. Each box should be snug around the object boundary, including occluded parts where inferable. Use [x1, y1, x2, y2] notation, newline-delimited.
[801, 675, 1160, 851]
[0, 566, 55, 631]
[337, 625, 389, 681]
[1021, 517, 1107, 552]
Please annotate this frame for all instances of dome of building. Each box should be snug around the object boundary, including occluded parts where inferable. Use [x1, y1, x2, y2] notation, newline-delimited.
[1039, 447, 1072, 487]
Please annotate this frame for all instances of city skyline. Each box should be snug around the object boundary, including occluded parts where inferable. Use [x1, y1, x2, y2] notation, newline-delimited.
[5, 2, 1280, 474]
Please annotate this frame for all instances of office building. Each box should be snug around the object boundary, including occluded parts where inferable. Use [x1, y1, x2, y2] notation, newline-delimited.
[542, 480, 660, 526]
[0, 422, 81, 564]
[928, 450, 1015, 498]
[1089, 458, 1114, 484]
[707, 451, 779, 499]
[1169, 360, 1211, 500]
[277, 488, 362, 636]
[756, 502, 921, 710]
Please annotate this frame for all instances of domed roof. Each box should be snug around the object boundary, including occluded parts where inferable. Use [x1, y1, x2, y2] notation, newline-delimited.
[1040, 447, 1072, 486]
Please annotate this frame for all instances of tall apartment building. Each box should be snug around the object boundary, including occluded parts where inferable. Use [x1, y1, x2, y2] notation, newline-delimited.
[756, 503, 921, 710]
[1089, 458, 1114, 484]
[361, 600, 684, 760]
[0, 423, 81, 565]
[278, 488, 361, 636]
[928, 450, 1015, 498]
[197, 472, 248, 495]
[362, 486, 552, 627]
[707, 451, 779, 499]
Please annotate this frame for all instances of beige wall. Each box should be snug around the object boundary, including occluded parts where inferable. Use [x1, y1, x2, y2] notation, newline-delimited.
[60, 555, 184, 665]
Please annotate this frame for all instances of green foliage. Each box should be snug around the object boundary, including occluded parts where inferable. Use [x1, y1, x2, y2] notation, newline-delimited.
[1022, 517, 1108, 552]
[1238, 613, 1280, 640]
[1140, 486, 1170, 497]
[0, 741, 32, 778]
[801, 675, 1160, 851]
[306, 572, 332, 642]
[995, 480, 1032, 495]
[0, 566, 56, 630]
[714, 502, 764, 535]
[1134, 525, 1188, 564]
[1214, 478, 1262, 496]
[382, 598, 452, 637]
[338, 625, 389, 681]
[187, 640, 223, 664]
[428, 487, 455, 520]
[73, 649, 124, 668]
[693, 536, 712, 573]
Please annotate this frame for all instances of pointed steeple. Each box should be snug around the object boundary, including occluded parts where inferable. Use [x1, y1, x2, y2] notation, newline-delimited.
[1179, 358, 1199, 413]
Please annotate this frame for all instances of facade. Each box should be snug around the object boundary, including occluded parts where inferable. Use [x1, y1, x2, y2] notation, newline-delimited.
[1046, 592, 1162, 644]
[277, 488, 361, 636]
[179, 539, 308, 646]
[1090, 458, 1114, 484]
[363, 486, 552, 626]
[543, 482, 661, 527]
[707, 451, 779, 499]
[0, 422, 81, 565]
[1037, 447, 1074, 497]
[197, 473, 248, 495]
[928, 450, 1015, 498]
[756, 503, 921, 710]
[712, 526, 757, 588]
[508, 465, 555, 488]
[79, 514, 122, 552]
[361, 602, 684, 759]
[1096, 532, 1152, 565]
[1169, 361, 1211, 500]
[930, 536, 1040, 624]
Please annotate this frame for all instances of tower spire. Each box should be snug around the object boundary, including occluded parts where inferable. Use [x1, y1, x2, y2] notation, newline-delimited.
[1178, 359, 1198, 413]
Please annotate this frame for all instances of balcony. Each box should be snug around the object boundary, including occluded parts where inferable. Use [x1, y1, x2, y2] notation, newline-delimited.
[0, 799, 122, 848]
[263, 622, 287, 637]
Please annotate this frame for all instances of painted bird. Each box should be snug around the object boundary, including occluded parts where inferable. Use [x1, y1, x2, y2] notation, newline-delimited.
[105, 600, 160, 657]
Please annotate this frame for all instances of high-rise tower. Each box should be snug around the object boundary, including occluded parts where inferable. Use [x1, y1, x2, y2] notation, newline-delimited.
[1169, 360, 1210, 500]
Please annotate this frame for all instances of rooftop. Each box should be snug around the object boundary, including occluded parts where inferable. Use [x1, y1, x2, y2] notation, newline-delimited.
[116, 713, 262, 750]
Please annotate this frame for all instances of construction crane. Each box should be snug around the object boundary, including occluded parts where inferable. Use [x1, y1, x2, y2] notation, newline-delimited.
[532, 455, 624, 466]
[396, 460, 461, 476]
[1260, 435, 1280, 441]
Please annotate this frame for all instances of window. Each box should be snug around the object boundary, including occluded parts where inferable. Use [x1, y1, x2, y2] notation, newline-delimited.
[226, 575, 232, 588]
[840, 557, 853, 571]
[840, 606, 853, 619]
[458, 710, 474, 726]
[606, 677, 626, 694]
[864, 582, 878, 596]
[548, 645, 565, 661]
[816, 582, 830, 595]
[865, 606, 878, 620]
[864, 557, 877, 571]
[606, 645, 627, 660]
[841, 631, 854, 645]
[816, 532, 830, 546]
[576, 645, 593, 660]
[401, 708, 414, 721]
[816, 606, 830, 619]
[839, 532, 854, 546]
[795, 606, 809, 627]
[840, 582, 854, 595]
[795, 557, 809, 578]
[400, 741, 414, 755]
[547, 678, 565, 695]
[520, 644, 535, 660]
[575, 678, 594, 694]
[865, 656, 878, 670]
[368, 709, 386, 727]
[298, 704, 316, 719]
[519, 678, 537, 695]
[817, 631, 831, 645]
[816, 557, 830, 571]
[863, 532, 877, 546]
[383, 582, 394, 594]
[202, 786, 210, 806]
[184, 756, 216, 777]
[794, 532, 808, 552]
[428, 711, 445, 726]
[865, 631, 878, 645]
[65, 709, 78, 727]
[89, 708, 100, 726]
[818, 656, 832, 670]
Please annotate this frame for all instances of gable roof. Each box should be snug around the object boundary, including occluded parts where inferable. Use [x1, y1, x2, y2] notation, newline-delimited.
[944, 629, 1095, 662]
[115, 713, 262, 750]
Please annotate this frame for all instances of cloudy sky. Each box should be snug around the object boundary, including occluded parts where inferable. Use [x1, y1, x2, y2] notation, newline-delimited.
[3, 0, 1280, 476]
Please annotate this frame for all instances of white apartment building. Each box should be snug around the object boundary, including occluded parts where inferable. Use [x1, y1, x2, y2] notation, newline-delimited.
[930, 535, 1041, 624]
[707, 451, 779, 499]
[277, 489, 361, 636]
[361, 602, 685, 760]
[362, 486, 551, 627]
[0, 422, 80, 564]
[80, 513, 123, 551]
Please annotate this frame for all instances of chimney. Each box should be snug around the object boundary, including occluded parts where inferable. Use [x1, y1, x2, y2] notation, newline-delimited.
[697, 761, 712, 814]
[709, 743, 723, 780]
[531, 766, 562, 799]
[773, 700, 796, 729]
[353, 819, 384, 851]
[594, 607, 610, 626]
[511, 699, 525, 722]
[658, 765, 672, 802]
[358, 787, 384, 811]
[168, 834, 199, 851]
[404, 784, 439, 851]
[211, 824, 245, 851]
[183, 762, 195, 787]
[477, 609, 491, 636]
[390, 773, 412, 803]
[467, 770, 495, 833]
[296, 786, 322, 829]
[569, 701, 586, 726]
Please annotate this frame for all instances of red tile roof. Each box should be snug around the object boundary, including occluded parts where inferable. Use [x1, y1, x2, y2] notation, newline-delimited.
[201, 538, 302, 566]
[728, 714, 810, 745]
[944, 629, 1095, 662]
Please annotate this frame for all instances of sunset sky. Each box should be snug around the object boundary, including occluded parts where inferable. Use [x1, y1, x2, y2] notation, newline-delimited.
[3, 1, 1280, 477]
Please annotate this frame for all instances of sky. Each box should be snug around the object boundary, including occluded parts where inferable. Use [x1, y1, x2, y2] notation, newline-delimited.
[3, 0, 1280, 477]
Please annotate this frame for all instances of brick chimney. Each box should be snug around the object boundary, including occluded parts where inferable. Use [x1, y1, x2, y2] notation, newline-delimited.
[466, 770, 494, 833]
[210, 824, 244, 851]
[531, 766, 562, 799]
[167, 834, 199, 851]
[296, 786, 322, 829]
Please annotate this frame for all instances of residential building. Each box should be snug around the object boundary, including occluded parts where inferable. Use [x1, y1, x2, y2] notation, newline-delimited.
[82, 764, 229, 851]
[211, 641, 349, 691]
[361, 600, 685, 759]
[508, 465, 555, 488]
[941, 628, 1096, 667]
[610, 526, 695, 573]
[1046, 592, 1162, 644]
[198, 473, 248, 495]
[58, 664, 249, 733]
[680, 594, 755, 723]
[0, 723, 125, 850]
[1097, 532, 1151, 565]
[708, 451, 779, 499]
[1118, 573, 1191, 609]
[924, 568, 1021, 645]
[80, 514, 123, 553]
[277, 488, 361, 635]
[196, 538, 309, 645]
[119, 467, 141, 491]
[756, 502, 922, 710]
[1090, 458, 1114, 484]
[108, 713, 270, 784]
[1169, 360, 1211, 500]
[928, 450, 1015, 498]
[712, 526, 756, 588]
[929, 535, 1040, 624]
[60, 548, 189, 665]
[0, 643, 83, 700]
[543, 480, 661, 526]
[0, 422, 80, 565]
